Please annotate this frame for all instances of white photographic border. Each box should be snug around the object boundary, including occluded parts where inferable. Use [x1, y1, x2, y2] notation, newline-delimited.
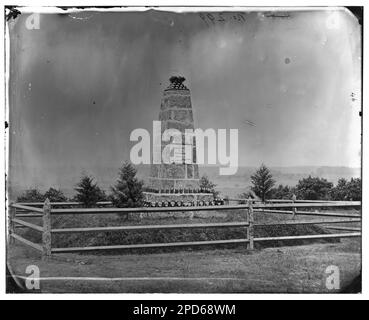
[0, 0, 366, 300]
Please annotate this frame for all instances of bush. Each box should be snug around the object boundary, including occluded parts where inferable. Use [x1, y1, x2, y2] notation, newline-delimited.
[17, 188, 45, 202]
[330, 178, 361, 201]
[16, 187, 68, 203]
[74, 174, 107, 207]
[269, 184, 296, 200]
[199, 175, 218, 197]
[296, 176, 333, 200]
[345, 178, 362, 201]
[44, 187, 67, 202]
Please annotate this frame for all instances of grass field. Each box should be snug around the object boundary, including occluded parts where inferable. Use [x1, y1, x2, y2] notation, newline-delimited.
[7, 208, 361, 293]
[8, 239, 361, 293]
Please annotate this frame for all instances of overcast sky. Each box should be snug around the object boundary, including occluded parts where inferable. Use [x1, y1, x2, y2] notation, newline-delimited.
[7, 8, 361, 188]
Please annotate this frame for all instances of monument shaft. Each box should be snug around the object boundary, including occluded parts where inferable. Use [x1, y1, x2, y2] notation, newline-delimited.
[144, 76, 215, 207]
[149, 77, 200, 192]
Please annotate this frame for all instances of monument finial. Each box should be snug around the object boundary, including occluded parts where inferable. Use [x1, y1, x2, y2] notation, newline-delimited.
[167, 75, 188, 90]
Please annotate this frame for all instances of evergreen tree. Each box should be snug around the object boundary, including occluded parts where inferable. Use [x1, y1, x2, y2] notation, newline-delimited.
[250, 164, 276, 202]
[110, 162, 144, 208]
[74, 175, 106, 207]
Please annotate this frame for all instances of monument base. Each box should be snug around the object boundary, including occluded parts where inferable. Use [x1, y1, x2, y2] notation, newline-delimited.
[143, 192, 216, 207]
[141, 192, 226, 219]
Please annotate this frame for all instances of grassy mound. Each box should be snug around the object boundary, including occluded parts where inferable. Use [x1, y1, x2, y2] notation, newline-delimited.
[16, 208, 342, 254]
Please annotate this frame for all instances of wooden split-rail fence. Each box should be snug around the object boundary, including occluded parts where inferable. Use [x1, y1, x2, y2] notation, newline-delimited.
[8, 199, 361, 259]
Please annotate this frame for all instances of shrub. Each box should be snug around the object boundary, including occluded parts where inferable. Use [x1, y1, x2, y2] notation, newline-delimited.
[17, 188, 45, 202]
[296, 176, 333, 200]
[44, 187, 67, 202]
[330, 178, 361, 201]
[345, 178, 362, 201]
[199, 175, 219, 197]
[269, 184, 296, 200]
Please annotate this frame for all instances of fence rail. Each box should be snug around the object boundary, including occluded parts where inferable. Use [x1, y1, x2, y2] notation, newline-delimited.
[51, 221, 250, 234]
[324, 226, 361, 232]
[254, 218, 361, 226]
[10, 234, 43, 252]
[23, 201, 359, 215]
[51, 238, 251, 253]
[8, 199, 361, 258]
[228, 198, 357, 204]
[253, 232, 361, 242]
[15, 201, 112, 207]
[255, 209, 361, 218]
[12, 218, 43, 232]
[11, 203, 44, 213]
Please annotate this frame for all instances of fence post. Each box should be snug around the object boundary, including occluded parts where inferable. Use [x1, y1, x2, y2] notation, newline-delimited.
[292, 194, 297, 219]
[9, 203, 16, 245]
[224, 197, 229, 206]
[42, 198, 52, 260]
[247, 197, 254, 250]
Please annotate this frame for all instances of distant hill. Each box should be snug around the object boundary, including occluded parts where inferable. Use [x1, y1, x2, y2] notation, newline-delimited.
[7, 164, 360, 200]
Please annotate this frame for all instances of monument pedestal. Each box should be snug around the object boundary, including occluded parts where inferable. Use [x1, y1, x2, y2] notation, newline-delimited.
[143, 192, 215, 207]
[142, 192, 225, 219]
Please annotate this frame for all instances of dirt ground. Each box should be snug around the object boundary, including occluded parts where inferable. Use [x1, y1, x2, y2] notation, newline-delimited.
[7, 237, 361, 293]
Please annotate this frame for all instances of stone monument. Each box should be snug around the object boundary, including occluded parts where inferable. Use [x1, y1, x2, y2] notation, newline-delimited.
[144, 76, 216, 207]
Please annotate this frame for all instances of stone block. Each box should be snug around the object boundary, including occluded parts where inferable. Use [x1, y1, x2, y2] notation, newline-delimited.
[150, 164, 159, 178]
[194, 165, 199, 179]
[159, 110, 171, 121]
[161, 163, 186, 179]
[164, 94, 192, 109]
[163, 120, 194, 132]
[175, 179, 200, 190]
[172, 110, 193, 122]
[187, 164, 193, 179]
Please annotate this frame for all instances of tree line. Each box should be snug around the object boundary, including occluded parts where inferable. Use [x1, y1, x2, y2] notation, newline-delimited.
[16, 162, 144, 208]
[244, 164, 361, 202]
[15, 162, 361, 207]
